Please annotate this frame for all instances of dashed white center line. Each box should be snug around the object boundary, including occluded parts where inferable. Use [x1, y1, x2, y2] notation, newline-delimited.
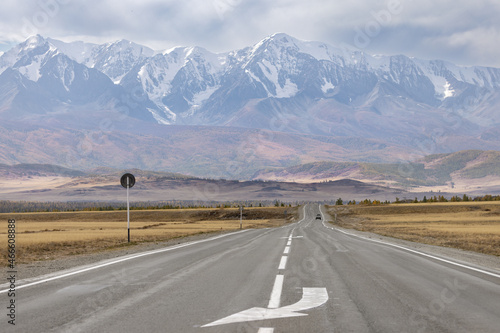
[268, 274, 284, 308]
[258, 328, 274, 333]
[262, 231, 294, 330]
[278, 256, 288, 270]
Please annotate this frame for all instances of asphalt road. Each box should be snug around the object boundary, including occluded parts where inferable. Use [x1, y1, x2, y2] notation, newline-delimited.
[2, 204, 500, 332]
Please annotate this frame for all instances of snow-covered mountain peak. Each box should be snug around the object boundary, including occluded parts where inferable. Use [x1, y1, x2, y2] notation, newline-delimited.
[266, 32, 299, 47]
[161, 46, 185, 56]
[247, 33, 360, 68]
[22, 34, 47, 50]
[185, 46, 214, 59]
[2, 35, 50, 60]
[101, 39, 154, 58]
[2, 33, 500, 133]
[0, 35, 60, 81]
[163, 45, 224, 61]
[87, 39, 154, 82]
[249, 33, 300, 56]
[45, 38, 97, 65]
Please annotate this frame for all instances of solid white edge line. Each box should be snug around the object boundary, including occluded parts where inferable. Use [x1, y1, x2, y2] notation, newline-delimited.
[2, 205, 309, 294]
[318, 204, 326, 221]
[319, 205, 500, 280]
[0, 229, 251, 294]
[278, 256, 288, 270]
[267, 274, 284, 309]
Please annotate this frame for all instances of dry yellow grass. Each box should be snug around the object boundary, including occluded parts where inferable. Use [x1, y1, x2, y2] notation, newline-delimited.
[1, 207, 295, 264]
[327, 202, 500, 256]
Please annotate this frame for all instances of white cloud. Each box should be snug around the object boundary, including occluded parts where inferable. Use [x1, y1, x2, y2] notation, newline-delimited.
[421, 27, 500, 67]
[0, 0, 499, 67]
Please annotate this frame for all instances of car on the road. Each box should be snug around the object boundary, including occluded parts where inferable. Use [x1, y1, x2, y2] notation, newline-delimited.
[315, 214, 322, 220]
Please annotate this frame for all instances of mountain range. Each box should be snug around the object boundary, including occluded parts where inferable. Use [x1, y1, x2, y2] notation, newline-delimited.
[253, 150, 500, 193]
[1, 33, 500, 179]
[0, 163, 411, 203]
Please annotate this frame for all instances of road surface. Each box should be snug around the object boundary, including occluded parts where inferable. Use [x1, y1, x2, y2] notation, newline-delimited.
[2, 204, 500, 332]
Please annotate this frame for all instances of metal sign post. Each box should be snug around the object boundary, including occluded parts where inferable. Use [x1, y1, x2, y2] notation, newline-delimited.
[120, 173, 136, 243]
[127, 177, 130, 242]
[240, 205, 243, 229]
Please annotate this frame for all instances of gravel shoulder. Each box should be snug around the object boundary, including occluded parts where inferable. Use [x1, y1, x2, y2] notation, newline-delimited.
[1, 230, 233, 284]
[333, 225, 500, 272]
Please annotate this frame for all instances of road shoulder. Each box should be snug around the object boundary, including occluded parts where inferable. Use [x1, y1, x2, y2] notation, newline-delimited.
[321, 206, 500, 274]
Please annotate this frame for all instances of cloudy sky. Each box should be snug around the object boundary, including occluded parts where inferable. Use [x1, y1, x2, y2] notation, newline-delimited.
[1, 0, 499, 67]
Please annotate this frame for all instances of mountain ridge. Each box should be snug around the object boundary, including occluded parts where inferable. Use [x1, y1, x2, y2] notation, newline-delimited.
[252, 150, 500, 193]
[2, 33, 500, 128]
[1, 34, 500, 179]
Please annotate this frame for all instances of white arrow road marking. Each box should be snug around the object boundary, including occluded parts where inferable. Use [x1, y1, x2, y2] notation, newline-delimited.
[202, 288, 328, 327]
[280, 288, 328, 313]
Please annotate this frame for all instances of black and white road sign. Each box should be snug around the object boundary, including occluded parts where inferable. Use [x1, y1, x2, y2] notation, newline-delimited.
[120, 173, 136, 189]
[120, 173, 135, 243]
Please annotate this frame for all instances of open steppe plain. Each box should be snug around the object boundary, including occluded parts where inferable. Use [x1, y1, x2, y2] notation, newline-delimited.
[327, 201, 500, 256]
[2, 207, 295, 265]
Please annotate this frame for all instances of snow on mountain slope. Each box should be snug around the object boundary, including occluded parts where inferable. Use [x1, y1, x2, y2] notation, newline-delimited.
[125, 45, 228, 122]
[42, 37, 154, 83]
[90, 40, 154, 83]
[412, 58, 500, 102]
[151, 33, 500, 130]
[2, 33, 500, 137]
[46, 38, 97, 65]
[0, 35, 59, 81]
[245, 33, 352, 66]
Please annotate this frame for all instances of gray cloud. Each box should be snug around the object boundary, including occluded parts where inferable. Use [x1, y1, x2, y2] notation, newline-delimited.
[1, 0, 499, 67]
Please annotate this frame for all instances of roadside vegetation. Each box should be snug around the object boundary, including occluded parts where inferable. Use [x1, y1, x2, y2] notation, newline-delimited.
[1, 206, 297, 265]
[327, 202, 500, 256]
[336, 193, 500, 206]
[0, 200, 293, 213]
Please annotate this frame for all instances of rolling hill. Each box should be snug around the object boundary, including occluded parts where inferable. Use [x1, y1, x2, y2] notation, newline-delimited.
[252, 150, 500, 193]
[0, 164, 411, 203]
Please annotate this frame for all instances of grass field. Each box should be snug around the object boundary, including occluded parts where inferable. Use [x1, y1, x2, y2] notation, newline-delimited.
[1, 207, 296, 264]
[327, 202, 500, 256]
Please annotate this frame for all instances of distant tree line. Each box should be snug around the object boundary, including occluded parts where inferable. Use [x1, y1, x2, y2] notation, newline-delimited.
[334, 194, 500, 206]
[0, 199, 304, 213]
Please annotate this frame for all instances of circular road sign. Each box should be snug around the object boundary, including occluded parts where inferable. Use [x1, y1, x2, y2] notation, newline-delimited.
[120, 173, 136, 189]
